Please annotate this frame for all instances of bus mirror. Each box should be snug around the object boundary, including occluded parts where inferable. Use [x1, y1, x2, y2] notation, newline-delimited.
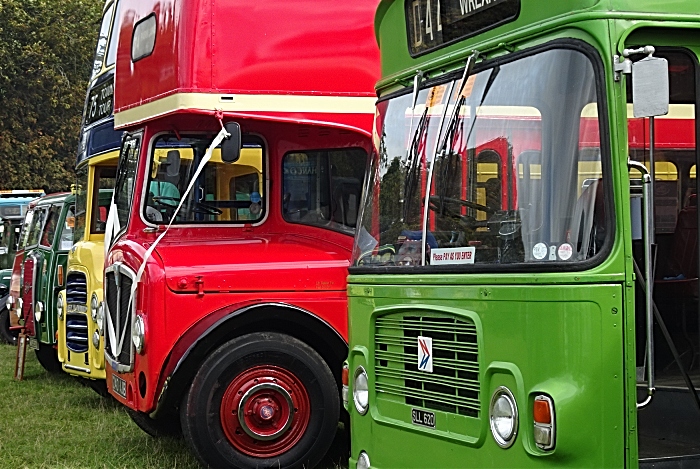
[165, 150, 181, 177]
[632, 56, 669, 118]
[221, 122, 242, 164]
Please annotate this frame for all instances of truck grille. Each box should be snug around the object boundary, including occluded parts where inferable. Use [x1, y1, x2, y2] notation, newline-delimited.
[65, 313, 89, 353]
[66, 272, 87, 305]
[104, 265, 134, 367]
[375, 314, 480, 418]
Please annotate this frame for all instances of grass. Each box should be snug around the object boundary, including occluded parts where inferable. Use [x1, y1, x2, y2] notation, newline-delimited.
[0, 343, 347, 469]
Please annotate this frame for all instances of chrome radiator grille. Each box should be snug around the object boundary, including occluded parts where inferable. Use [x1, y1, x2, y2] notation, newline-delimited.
[65, 313, 88, 353]
[104, 265, 134, 367]
[66, 272, 87, 305]
[375, 314, 480, 417]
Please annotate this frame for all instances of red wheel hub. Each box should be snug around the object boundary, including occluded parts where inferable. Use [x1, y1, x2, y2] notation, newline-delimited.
[220, 365, 310, 457]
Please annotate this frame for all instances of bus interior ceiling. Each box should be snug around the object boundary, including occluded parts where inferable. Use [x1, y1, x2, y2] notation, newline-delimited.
[630, 48, 700, 462]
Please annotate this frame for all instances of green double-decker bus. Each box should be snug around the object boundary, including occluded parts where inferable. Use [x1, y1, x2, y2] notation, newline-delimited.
[345, 0, 700, 467]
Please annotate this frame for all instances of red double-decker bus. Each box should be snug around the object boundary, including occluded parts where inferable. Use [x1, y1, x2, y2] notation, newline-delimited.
[103, 1, 379, 467]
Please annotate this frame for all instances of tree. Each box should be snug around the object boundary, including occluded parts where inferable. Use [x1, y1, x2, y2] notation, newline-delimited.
[0, 0, 102, 191]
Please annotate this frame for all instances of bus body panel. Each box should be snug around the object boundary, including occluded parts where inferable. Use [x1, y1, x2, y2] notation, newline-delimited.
[114, 0, 380, 115]
[348, 0, 700, 467]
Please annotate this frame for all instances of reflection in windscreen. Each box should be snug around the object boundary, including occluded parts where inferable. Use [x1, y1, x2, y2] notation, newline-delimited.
[144, 135, 264, 225]
[354, 47, 606, 269]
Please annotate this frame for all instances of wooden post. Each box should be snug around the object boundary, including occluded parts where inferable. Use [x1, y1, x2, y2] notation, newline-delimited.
[14, 331, 27, 381]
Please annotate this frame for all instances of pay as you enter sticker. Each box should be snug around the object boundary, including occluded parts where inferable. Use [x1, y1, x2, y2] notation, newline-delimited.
[431, 247, 475, 265]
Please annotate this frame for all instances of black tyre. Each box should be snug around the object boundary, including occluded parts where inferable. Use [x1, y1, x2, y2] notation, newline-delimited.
[0, 307, 17, 345]
[34, 342, 63, 373]
[128, 409, 182, 438]
[180, 332, 339, 469]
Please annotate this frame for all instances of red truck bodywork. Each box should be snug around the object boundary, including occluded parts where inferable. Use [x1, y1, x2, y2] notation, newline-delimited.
[106, 1, 379, 467]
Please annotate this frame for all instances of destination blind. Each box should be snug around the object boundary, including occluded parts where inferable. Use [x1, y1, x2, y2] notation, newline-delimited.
[406, 0, 520, 56]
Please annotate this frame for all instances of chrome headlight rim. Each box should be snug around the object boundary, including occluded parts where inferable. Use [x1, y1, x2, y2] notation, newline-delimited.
[15, 298, 22, 318]
[96, 300, 104, 334]
[353, 366, 369, 415]
[34, 301, 44, 322]
[489, 386, 518, 449]
[356, 451, 371, 469]
[56, 295, 64, 320]
[132, 315, 145, 354]
[90, 293, 99, 323]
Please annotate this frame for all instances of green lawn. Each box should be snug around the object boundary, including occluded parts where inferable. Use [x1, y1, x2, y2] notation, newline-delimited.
[0, 343, 347, 468]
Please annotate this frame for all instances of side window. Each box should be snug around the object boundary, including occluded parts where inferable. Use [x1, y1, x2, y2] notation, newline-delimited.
[27, 208, 48, 247]
[17, 209, 35, 251]
[40, 205, 61, 248]
[60, 205, 75, 251]
[282, 148, 368, 233]
[91, 166, 116, 234]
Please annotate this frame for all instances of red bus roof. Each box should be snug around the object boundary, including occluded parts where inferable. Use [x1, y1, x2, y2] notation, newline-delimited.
[114, 0, 380, 129]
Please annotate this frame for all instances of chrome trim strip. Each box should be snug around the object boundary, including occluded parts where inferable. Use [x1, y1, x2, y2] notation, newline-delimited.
[64, 364, 91, 374]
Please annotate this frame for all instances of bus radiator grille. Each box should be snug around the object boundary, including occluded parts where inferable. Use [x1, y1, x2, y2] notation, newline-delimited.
[104, 269, 134, 367]
[375, 314, 480, 418]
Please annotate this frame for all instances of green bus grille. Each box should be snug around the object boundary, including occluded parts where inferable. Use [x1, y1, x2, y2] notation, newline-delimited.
[375, 315, 480, 417]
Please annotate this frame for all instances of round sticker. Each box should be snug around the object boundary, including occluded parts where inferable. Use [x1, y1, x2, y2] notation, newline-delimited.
[250, 191, 262, 204]
[532, 242, 547, 260]
[558, 243, 573, 261]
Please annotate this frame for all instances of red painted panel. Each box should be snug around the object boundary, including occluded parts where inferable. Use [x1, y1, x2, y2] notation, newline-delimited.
[115, 0, 380, 113]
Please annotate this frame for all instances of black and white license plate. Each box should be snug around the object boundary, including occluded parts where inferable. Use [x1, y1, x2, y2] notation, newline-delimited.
[28, 337, 39, 351]
[112, 374, 127, 399]
[411, 408, 435, 428]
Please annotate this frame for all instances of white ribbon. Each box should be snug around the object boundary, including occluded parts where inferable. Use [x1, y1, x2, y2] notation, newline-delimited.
[106, 126, 231, 358]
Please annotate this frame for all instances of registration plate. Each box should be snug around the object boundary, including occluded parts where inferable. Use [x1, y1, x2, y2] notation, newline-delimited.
[28, 337, 39, 351]
[112, 374, 127, 399]
[411, 408, 435, 428]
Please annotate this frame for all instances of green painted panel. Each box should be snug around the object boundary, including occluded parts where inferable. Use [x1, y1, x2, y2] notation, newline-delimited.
[348, 283, 625, 467]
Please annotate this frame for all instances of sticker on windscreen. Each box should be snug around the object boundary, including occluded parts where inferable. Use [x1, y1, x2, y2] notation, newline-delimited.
[558, 243, 573, 261]
[431, 247, 475, 265]
[532, 242, 547, 260]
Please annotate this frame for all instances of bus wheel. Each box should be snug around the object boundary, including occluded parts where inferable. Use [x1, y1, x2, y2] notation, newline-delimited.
[180, 332, 339, 469]
[0, 307, 17, 345]
[128, 409, 181, 438]
[34, 343, 62, 374]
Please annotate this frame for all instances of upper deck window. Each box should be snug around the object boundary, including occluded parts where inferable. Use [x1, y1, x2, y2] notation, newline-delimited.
[143, 134, 265, 225]
[90, 2, 115, 80]
[105, 1, 120, 67]
[406, 0, 520, 56]
[132, 14, 156, 62]
[353, 44, 609, 271]
[282, 148, 367, 234]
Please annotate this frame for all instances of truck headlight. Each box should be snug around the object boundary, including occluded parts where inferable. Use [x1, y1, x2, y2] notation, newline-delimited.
[90, 294, 99, 323]
[353, 366, 369, 415]
[15, 298, 22, 318]
[132, 315, 145, 354]
[57, 295, 64, 320]
[96, 301, 104, 334]
[34, 301, 44, 322]
[490, 386, 518, 448]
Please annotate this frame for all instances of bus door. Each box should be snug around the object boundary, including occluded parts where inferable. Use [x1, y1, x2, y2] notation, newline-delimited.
[627, 46, 700, 465]
[20, 205, 49, 341]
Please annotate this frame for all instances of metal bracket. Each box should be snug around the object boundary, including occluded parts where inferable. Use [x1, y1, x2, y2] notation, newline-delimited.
[614, 46, 656, 82]
[614, 55, 632, 81]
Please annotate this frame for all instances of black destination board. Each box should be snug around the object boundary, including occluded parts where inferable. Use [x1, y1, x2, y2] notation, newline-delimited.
[84, 77, 114, 126]
[406, 0, 520, 56]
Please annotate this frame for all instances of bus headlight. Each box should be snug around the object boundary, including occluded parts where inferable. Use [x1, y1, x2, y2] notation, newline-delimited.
[57, 296, 64, 320]
[490, 386, 518, 448]
[90, 294, 99, 323]
[34, 301, 44, 322]
[132, 315, 145, 354]
[356, 451, 371, 469]
[353, 366, 369, 415]
[96, 301, 104, 334]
